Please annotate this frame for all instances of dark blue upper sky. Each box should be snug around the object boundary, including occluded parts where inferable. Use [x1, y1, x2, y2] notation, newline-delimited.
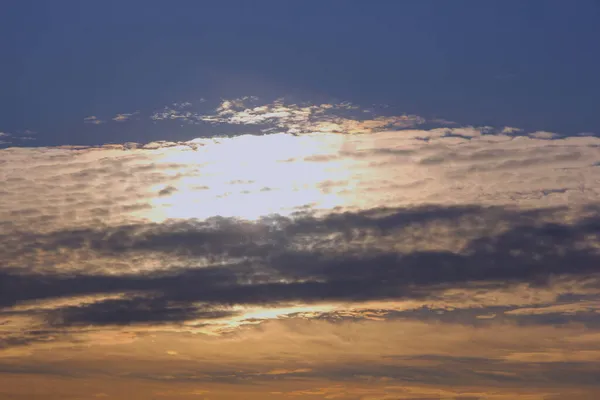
[2, 0, 599, 146]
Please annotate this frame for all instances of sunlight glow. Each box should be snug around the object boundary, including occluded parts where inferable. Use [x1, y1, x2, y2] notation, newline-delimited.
[136, 133, 356, 222]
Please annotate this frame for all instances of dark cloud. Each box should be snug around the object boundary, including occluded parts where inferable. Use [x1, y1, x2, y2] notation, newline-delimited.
[0, 328, 71, 352]
[313, 304, 600, 329]
[158, 185, 178, 196]
[1, 205, 599, 329]
[48, 297, 237, 326]
[1, 204, 561, 259]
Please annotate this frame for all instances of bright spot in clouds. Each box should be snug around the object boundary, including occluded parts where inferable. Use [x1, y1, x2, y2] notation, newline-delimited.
[142, 133, 353, 222]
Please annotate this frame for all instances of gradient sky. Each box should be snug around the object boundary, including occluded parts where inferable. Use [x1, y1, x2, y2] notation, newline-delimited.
[1, 2, 600, 400]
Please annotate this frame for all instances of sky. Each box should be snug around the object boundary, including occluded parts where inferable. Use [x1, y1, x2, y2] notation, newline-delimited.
[1, 1, 600, 399]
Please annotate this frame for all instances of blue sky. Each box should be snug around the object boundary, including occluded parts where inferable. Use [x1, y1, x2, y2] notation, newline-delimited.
[2, 0, 599, 146]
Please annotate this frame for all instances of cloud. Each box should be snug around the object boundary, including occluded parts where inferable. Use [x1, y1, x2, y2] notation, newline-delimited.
[260, 368, 312, 375]
[505, 301, 600, 316]
[2, 105, 600, 398]
[0, 129, 598, 283]
[49, 297, 238, 326]
[1, 127, 599, 283]
[158, 185, 178, 196]
[1, 205, 599, 329]
[0, 131, 37, 146]
[0, 133, 11, 145]
[112, 111, 139, 122]
[150, 97, 426, 134]
[84, 116, 104, 125]
[2, 316, 600, 398]
[529, 130, 560, 139]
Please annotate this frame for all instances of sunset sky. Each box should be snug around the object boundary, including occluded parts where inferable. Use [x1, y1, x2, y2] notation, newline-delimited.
[2, 1, 600, 399]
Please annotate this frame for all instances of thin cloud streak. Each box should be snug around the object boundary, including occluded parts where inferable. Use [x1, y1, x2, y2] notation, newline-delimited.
[83, 116, 104, 125]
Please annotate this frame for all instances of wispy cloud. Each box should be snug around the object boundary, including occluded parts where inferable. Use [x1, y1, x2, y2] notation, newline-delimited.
[529, 130, 560, 139]
[83, 116, 104, 125]
[112, 111, 139, 122]
[150, 97, 426, 134]
[0, 131, 11, 145]
[0, 130, 37, 145]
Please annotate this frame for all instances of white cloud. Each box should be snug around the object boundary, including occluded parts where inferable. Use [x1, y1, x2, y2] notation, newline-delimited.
[1, 128, 599, 246]
[84, 116, 104, 125]
[0, 131, 37, 144]
[112, 111, 139, 122]
[501, 126, 523, 134]
[529, 130, 559, 139]
[149, 98, 425, 134]
[0, 131, 11, 145]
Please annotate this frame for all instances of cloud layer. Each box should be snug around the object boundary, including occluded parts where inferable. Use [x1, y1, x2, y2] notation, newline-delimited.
[1, 99, 600, 399]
